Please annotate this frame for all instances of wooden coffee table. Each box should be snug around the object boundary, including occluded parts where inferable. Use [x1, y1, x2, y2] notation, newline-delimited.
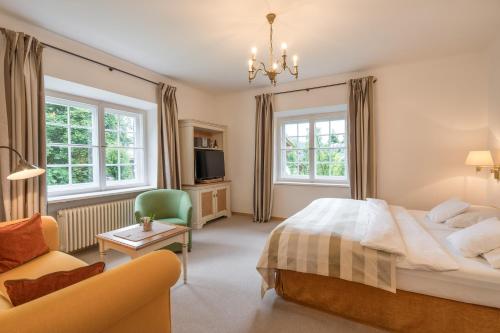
[96, 223, 190, 283]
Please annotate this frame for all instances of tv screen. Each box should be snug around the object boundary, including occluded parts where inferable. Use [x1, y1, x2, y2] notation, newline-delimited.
[195, 150, 225, 181]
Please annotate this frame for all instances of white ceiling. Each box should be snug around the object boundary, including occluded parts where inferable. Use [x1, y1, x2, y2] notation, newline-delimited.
[1, 0, 500, 92]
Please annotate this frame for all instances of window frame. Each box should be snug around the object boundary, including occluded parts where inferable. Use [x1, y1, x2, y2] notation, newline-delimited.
[45, 92, 148, 197]
[275, 108, 349, 185]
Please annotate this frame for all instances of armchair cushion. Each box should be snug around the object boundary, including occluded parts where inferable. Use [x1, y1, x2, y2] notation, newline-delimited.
[0, 214, 49, 274]
[156, 218, 186, 226]
[5, 262, 105, 306]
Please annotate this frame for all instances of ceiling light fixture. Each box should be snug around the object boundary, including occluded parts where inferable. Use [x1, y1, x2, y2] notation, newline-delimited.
[248, 13, 299, 86]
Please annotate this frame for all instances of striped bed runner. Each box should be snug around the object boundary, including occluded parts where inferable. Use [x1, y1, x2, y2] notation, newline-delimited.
[257, 198, 396, 294]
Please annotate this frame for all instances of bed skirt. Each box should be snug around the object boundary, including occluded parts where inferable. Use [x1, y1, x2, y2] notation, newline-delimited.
[275, 269, 500, 333]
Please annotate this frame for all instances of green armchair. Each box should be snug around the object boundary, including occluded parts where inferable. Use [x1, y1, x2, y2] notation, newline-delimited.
[134, 189, 192, 252]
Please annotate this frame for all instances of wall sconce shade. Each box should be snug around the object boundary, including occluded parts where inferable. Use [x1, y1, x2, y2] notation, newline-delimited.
[465, 151, 494, 167]
[465, 150, 499, 181]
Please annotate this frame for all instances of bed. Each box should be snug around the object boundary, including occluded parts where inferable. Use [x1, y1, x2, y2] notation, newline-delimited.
[257, 199, 500, 333]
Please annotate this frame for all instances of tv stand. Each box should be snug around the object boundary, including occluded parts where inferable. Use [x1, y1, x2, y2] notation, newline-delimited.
[179, 119, 231, 229]
[197, 178, 224, 184]
[182, 181, 231, 229]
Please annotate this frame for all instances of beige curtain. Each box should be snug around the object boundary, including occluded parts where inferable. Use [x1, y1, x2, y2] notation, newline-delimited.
[348, 76, 376, 200]
[253, 93, 274, 222]
[0, 28, 46, 221]
[157, 83, 182, 190]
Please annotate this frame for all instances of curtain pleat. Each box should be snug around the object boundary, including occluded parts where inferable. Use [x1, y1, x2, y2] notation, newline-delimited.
[0, 28, 46, 221]
[253, 93, 274, 222]
[348, 76, 376, 200]
[157, 83, 182, 190]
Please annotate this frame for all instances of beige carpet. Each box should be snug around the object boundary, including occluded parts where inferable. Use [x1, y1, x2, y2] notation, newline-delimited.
[76, 215, 386, 333]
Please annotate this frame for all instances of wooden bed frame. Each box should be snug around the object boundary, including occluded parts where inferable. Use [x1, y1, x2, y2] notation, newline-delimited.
[275, 269, 500, 333]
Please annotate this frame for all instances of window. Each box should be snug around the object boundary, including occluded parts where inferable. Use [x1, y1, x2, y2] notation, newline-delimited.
[45, 95, 146, 196]
[276, 110, 348, 184]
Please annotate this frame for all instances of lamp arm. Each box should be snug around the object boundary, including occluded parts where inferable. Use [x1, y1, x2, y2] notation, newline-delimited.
[0, 146, 24, 161]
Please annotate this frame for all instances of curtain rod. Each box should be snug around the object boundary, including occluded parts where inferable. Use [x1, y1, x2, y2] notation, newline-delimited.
[274, 78, 377, 95]
[42, 42, 159, 85]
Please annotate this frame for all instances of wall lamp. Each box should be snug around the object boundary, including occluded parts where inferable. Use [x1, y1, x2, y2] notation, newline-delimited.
[465, 150, 500, 181]
[0, 146, 45, 180]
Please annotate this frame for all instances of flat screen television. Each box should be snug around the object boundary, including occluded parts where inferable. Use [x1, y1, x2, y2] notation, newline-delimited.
[195, 149, 225, 181]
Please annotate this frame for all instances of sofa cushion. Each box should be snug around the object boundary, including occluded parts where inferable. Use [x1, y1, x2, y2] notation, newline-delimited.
[0, 213, 49, 273]
[5, 261, 105, 306]
[0, 251, 86, 304]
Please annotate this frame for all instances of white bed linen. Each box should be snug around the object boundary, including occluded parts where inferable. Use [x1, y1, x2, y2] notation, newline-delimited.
[397, 210, 500, 308]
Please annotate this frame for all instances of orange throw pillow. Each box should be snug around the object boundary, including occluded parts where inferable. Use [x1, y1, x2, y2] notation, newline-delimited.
[0, 213, 49, 273]
[4, 262, 105, 306]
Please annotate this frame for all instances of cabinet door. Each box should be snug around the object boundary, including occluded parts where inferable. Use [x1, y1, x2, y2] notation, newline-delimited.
[200, 190, 214, 219]
[216, 188, 227, 214]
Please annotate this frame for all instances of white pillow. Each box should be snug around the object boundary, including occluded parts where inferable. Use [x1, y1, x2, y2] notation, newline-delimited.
[445, 206, 500, 228]
[483, 248, 500, 269]
[447, 218, 500, 257]
[426, 198, 470, 223]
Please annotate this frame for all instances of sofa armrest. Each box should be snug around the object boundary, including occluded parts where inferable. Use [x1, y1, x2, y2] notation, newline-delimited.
[0, 250, 181, 333]
[41, 216, 59, 251]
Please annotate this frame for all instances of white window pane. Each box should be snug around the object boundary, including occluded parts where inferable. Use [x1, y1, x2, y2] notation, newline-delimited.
[285, 123, 297, 137]
[106, 166, 119, 181]
[105, 130, 118, 146]
[47, 146, 68, 165]
[71, 166, 93, 184]
[315, 135, 329, 148]
[105, 113, 118, 130]
[332, 134, 345, 146]
[120, 165, 136, 180]
[71, 147, 93, 165]
[286, 137, 298, 148]
[46, 125, 68, 144]
[119, 115, 136, 132]
[45, 104, 68, 125]
[297, 149, 309, 163]
[297, 136, 308, 148]
[285, 163, 298, 176]
[119, 149, 135, 164]
[331, 120, 345, 134]
[298, 122, 309, 136]
[47, 167, 69, 185]
[69, 107, 92, 127]
[71, 127, 93, 145]
[315, 121, 329, 135]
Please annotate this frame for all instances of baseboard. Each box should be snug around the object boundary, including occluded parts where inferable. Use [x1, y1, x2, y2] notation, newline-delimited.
[231, 211, 287, 221]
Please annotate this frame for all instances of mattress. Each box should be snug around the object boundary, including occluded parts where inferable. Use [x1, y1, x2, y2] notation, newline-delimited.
[397, 210, 500, 308]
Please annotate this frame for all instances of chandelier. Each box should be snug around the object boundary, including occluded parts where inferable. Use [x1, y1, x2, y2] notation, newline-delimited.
[248, 13, 299, 85]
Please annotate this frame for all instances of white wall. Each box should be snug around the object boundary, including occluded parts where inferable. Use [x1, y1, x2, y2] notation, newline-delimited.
[487, 36, 500, 207]
[216, 52, 490, 217]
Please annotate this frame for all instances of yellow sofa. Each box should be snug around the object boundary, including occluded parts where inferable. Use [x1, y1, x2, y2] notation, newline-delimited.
[0, 216, 181, 333]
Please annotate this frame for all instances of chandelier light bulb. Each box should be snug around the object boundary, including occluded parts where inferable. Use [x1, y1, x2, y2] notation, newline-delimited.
[251, 47, 257, 55]
[281, 42, 287, 55]
[293, 55, 298, 66]
[272, 62, 278, 70]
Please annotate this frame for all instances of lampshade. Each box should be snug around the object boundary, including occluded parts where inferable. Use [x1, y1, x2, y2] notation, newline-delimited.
[465, 151, 494, 166]
[6, 159, 45, 180]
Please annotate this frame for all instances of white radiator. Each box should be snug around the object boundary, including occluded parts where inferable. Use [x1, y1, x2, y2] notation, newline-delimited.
[57, 199, 136, 252]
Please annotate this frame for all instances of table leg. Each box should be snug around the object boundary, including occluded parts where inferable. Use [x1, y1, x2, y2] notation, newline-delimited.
[182, 233, 188, 284]
[98, 240, 106, 262]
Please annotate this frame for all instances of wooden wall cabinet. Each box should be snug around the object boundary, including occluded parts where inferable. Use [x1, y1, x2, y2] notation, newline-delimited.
[183, 181, 231, 229]
[179, 119, 231, 229]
